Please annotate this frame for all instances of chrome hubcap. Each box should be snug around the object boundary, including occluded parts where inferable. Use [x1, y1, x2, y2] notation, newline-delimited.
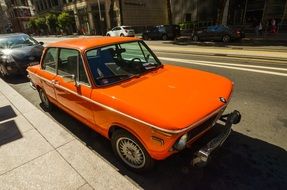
[116, 137, 145, 168]
[40, 90, 49, 107]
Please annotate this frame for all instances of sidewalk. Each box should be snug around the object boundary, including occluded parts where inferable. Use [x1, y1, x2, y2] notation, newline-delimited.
[0, 78, 138, 189]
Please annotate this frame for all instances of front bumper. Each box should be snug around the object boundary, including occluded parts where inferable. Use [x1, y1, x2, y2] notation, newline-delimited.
[192, 110, 241, 167]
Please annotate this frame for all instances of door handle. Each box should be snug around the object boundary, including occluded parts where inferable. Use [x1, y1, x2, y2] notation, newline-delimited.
[51, 80, 58, 84]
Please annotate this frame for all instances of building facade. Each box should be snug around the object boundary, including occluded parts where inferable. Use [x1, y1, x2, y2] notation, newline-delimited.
[4, 0, 34, 32]
[0, 0, 11, 33]
[171, 0, 287, 30]
[32, 0, 168, 35]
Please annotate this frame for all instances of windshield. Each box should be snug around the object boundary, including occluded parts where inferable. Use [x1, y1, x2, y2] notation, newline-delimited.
[0, 34, 38, 49]
[86, 41, 162, 86]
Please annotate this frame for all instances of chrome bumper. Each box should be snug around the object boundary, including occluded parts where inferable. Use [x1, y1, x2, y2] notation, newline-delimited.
[192, 110, 241, 167]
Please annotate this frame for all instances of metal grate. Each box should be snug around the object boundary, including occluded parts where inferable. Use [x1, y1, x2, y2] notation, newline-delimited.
[187, 114, 218, 141]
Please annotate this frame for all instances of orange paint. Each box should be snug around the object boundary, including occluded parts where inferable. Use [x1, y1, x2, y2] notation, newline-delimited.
[27, 37, 233, 160]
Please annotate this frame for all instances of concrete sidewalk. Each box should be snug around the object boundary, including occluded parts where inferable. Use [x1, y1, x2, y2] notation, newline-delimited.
[0, 78, 139, 189]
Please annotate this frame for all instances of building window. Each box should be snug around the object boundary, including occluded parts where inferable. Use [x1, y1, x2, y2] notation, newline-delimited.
[185, 13, 192, 22]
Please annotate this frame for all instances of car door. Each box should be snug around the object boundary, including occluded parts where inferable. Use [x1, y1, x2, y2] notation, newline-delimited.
[38, 47, 58, 102]
[53, 48, 94, 127]
[112, 27, 120, 36]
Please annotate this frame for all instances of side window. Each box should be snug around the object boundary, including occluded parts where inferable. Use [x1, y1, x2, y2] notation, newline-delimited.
[58, 48, 89, 85]
[58, 48, 78, 76]
[42, 48, 57, 73]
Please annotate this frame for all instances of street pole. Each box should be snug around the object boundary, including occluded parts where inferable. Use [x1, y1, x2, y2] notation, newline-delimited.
[243, 0, 248, 26]
[97, 0, 103, 35]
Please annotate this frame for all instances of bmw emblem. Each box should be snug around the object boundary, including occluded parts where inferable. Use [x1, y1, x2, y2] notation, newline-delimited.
[219, 97, 227, 103]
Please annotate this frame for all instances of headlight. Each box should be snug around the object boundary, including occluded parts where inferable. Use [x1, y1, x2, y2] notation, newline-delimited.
[173, 134, 188, 151]
[2, 49, 13, 55]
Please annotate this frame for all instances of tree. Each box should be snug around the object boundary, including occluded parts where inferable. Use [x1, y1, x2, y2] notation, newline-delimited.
[34, 17, 47, 35]
[57, 12, 72, 34]
[46, 13, 58, 34]
[166, 0, 172, 24]
[28, 18, 37, 34]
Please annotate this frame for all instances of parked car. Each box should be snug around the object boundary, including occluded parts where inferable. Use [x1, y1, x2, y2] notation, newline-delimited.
[142, 24, 180, 40]
[192, 24, 245, 42]
[0, 33, 44, 77]
[27, 37, 241, 172]
[106, 26, 135, 37]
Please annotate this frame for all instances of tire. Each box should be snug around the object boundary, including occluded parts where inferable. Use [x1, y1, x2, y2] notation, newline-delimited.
[38, 88, 53, 111]
[162, 34, 168, 40]
[143, 34, 149, 40]
[222, 35, 231, 43]
[192, 35, 199, 42]
[120, 33, 124, 37]
[106, 33, 110, 36]
[0, 64, 8, 79]
[111, 129, 154, 172]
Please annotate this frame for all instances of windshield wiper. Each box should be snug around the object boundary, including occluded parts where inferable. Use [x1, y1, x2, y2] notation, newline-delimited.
[96, 74, 131, 80]
[143, 62, 162, 70]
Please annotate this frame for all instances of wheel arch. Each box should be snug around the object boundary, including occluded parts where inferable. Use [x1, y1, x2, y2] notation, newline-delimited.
[108, 123, 151, 154]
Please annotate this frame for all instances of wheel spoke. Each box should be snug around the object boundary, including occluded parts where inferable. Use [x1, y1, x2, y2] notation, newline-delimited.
[116, 137, 146, 168]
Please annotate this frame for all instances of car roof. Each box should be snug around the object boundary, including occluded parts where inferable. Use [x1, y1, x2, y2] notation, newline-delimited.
[47, 37, 141, 51]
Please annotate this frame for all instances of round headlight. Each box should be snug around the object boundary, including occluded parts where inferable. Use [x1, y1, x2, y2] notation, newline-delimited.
[173, 134, 188, 151]
[2, 49, 13, 55]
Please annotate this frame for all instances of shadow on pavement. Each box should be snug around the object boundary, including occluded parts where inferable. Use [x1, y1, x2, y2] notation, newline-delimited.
[45, 107, 287, 190]
[0, 105, 17, 122]
[0, 120, 23, 146]
[1, 74, 29, 85]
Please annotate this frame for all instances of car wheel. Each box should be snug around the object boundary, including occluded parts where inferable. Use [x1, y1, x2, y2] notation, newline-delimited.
[39, 88, 53, 111]
[111, 129, 154, 172]
[106, 33, 110, 36]
[143, 34, 149, 40]
[0, 64, 8, 78]
[120, 33, 124, 37]
[162, 34, 168, 40]
[222, 35, 231, 43]
[192, 35, 199, 42]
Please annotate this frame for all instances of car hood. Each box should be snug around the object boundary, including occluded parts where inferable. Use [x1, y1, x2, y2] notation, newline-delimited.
[1, 45, 43, 64]
[94, 65, 233, 131]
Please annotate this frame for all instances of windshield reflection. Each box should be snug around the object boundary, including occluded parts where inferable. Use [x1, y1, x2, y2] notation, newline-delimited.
[86, 41, 162, 86]
[0, 34, 38, 49]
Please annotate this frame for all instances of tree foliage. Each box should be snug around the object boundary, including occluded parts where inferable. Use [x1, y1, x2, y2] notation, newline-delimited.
[57, 12, 71, 31]
[46, 13, 58, 28]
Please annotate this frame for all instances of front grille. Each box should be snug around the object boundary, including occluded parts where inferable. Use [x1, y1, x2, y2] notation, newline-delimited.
[187, 114, 218, 141]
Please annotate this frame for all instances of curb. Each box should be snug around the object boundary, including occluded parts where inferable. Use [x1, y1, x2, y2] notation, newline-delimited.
[153, 49, 287, 62]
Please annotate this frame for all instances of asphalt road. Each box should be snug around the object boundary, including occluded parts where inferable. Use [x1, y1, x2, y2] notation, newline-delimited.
[4, 40, 287, 190]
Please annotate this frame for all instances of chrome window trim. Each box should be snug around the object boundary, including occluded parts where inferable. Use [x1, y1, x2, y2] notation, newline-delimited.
[32, 73, 229, 134]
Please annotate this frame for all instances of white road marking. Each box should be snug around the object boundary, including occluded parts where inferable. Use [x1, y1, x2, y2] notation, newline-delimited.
[159, 57, 287, 77]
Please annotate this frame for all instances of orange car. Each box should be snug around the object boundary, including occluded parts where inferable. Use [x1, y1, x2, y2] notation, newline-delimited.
[27, 37, 241, 172]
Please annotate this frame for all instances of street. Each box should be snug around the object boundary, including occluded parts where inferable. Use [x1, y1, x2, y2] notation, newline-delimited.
[4, 38, 287, 190]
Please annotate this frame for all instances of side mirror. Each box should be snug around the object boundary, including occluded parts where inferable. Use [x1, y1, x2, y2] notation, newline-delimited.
[62, 74, 79, 87]
[39, 42, 44, 45]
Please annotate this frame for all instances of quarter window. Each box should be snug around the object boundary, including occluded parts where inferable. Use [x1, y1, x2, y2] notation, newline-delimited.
[42, 48, 57, 73]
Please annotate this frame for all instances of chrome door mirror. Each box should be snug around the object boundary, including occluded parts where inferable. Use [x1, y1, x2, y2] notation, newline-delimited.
[62, 74, 79, 87]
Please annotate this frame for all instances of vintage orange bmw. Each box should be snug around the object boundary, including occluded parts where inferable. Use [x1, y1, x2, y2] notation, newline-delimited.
[27, 37, 241, 172]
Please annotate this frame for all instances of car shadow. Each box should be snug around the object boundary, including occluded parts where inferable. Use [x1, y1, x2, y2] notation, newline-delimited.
[1, 74, 29, 84]
[45, 107, 287, 190]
